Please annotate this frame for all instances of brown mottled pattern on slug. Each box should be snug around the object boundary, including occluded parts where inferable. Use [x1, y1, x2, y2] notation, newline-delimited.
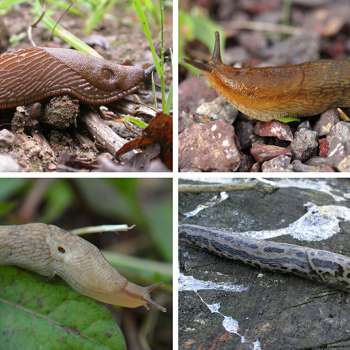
[179, 224, 350, 291]
[0, 223, 165, 311]
[0, 47, 145, 109]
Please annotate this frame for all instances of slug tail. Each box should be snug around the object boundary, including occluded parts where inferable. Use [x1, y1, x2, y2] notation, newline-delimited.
[211, 31, 223, 65]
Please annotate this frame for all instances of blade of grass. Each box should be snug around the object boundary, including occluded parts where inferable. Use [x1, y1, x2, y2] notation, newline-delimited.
[32, 0, 102, 57]
[0, 0, 27, 11]
[84, 0, 116, 34]
[104, 251, 172, 288]
[45, 0, 82, 16]
[132, 0, 161, 75]
[151, 73, 158, 110]
[133, 0, 168, 112]
[122, 116, 148, 129]
[159, 0, 166, 112]
[165, 83, 173, 115]
[165, 48, 173, 113]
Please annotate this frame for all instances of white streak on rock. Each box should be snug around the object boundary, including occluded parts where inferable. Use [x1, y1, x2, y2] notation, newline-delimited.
[179, 273, 248, 292]
[234, 202, 350, 241]
[182, 192, 229, 218]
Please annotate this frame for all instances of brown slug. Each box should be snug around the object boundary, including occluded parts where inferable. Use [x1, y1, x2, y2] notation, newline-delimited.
[186, 32, 350, 121]
[0, 47, 147, 109]
[0, 223, 166, 312]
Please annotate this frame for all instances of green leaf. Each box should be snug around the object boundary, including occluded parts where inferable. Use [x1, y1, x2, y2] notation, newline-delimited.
[0, 0, 26, 11]
[0, 202, 16, 217]
[40, 180, 74, 223]
[276, 116, 301, 123]
[122, 116, 148, 129]
[74, 179, 146, 227]
[144, 200, 172, 262]
[0, 179, 29, 200]
[84, 0, 115, 34]
[179, 8, 225, 63]
[0, 266, 126, 350]
[104, 251, 172, 287]
[32, 0, 103, 58]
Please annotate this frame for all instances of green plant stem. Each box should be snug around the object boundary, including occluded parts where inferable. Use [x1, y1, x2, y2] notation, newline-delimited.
[104, 251, 172, 290]
[159, 0, 166, 112]
[32, 0, 102, 57]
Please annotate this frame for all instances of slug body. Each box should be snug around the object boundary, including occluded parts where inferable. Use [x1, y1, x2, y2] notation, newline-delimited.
[186, 32, 350, 121]
[0, 223, 165, 311]
[0, 47, 146, 109]
[179, 224, 350, 291]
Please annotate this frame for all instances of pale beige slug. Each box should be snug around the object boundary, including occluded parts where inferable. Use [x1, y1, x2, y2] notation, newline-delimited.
[0, 223, 166, 312]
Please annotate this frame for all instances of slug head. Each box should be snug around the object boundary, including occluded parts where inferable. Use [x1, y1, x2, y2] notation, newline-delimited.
[42, 47, 145, 93]
[184, 31, 223, 72]
[45, 225, 166, 312]
[118, 282, 166, 312]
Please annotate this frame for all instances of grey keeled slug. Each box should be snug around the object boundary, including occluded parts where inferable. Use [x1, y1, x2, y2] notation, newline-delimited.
[179, 224, 350, 291]
[0, 47, 147, 109]
[186, 32, 350, 121]
[0, 223, 166, 312]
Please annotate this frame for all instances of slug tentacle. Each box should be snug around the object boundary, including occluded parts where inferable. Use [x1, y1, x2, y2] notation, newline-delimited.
[0, 223, 165, 311]
[211, 31, 223, 65]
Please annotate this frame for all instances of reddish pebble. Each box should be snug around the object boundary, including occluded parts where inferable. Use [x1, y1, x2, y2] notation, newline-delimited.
[254, 121, 293, 141]
[251, 143, 291, 162]
[319, 138, 329, 157]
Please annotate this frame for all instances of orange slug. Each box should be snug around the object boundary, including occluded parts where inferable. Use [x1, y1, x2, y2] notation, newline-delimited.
[186, 32, 350, 122]
[0, 223, 166, 312]
[0, 47, 147, 109]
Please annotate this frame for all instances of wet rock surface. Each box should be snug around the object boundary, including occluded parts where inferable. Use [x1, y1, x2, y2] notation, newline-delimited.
[179, 179, 350, 350]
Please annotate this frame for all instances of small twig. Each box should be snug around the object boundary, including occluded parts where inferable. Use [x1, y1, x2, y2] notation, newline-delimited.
[122, 310, 144, 350]
[27, 9, 46, 47]
[139, 295, 165, 350]
[337, 108, 350, 122]
[17, 179, 55, 222]
[82, 110, 127, 156]
[50, 1, 73, 40]
[71, 224, 135, 236]
[113, 98, 157, 118]
[178, 182, 277, 193]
